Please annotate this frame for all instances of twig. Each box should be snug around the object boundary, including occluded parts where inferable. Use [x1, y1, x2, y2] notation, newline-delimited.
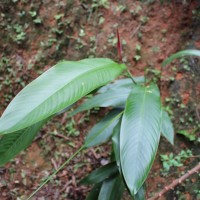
[51, 158, 58, 170]
[131, 24, 141, 38]
[60, 181, 72, 193]
[52, 133, 69, 141]
[90, 148, 100, 159]
[61, 112, 67, 125]
[117, 28, 123, 63]
[148, 162, 200, 200]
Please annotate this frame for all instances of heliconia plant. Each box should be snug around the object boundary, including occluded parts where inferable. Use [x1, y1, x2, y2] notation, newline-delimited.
[0, 47, 199, 199]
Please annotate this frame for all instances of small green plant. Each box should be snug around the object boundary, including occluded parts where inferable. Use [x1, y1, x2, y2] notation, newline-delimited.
[29, 10, 42, 24]
[29, 10, 37, 18]
[160, 150, 193, 175]
[33, 17, 42, 24]
[134, 44, 142, 61]
[92, 0, 110, 9]
[12, 24, 26, 44]
[177, 129, 199, 142]
[65, 118, 80, 137]
[54, 13, 64, 20]
[139, 16, 149, 25]
[0, 57, 10, 70]
[0, 44, 199, 199]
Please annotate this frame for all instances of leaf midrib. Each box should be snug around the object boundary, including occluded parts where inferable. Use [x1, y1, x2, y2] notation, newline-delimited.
[4, 63, 120, 133]
[135, 87, 147, 152]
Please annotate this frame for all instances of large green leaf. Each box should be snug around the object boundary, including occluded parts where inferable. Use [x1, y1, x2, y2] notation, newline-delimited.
[0, 58, 125, 134]
[85, 109, 123, 148]
[98, 174, 125, 200]
[71, 77, 145, 116]
[80, 162, 118, 185]
[98, 76, 145, 93]
[162, 49, 200, 66]
[0, 119, 48, 166]
[120, 84, 162, 195]
[161, 109, 174, 145]
[71, 88, 130, 116]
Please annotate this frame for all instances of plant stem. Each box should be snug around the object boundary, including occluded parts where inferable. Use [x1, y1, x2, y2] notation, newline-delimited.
[117, 28, 137, 85]
[126, 69, 137, 84]
[27, 111, 124, 199]
[148, 162, 200, 200]
[27, 145, 85, 200]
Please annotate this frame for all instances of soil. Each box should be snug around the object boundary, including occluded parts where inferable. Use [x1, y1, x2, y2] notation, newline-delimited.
[0, 0, 199, 200]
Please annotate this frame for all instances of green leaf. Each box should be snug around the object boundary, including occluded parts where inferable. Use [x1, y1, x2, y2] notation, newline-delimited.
[71, 77, 145, 116]
[112, 120, 121, 170]
[134, 184, 146, 200]
[71, 89, 129, 116]
[98, 77, 145, 93]
[177, 130, 196, 141]
[120, 84, 162, 195]
[98, 174, 125, 200]
[161, 110, 174, 145]
[86, 183, 102, 200]
[0, 58, 125, 134]
[0, 118, 48, 166]
[80, 162, 118, 185]
[85, 109, 123, 148]
[162, 49, 200, 66]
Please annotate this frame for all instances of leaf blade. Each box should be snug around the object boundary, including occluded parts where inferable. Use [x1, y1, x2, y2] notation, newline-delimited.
[120, 84, 162, 195]
[162, 49, 200, 66]
[98, 76, 145, 94]
[71, 77, 145, 116]
[98, 174, 124, 200]
[0, 58, 125, 134]
[112, 120, 122, 171]
[161, 110, 174, 145]
[71, 89, 129, 116]
[86, 183, 102, 200]
[80, 162, 118, 185]
[134, 184, 146, 200]
[85, 109, 123, 148]
[0, 118, 48, 166]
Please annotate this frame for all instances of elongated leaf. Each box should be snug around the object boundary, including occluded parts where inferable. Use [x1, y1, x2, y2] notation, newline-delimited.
[134, 184, 146, 200]
[80, 162, 118, 185]
[98, 174, 125, 200]
[0, 58, 125, 134]
[161, 110, 174, 145]
[71, 89, 129, 116]
[85, 109, 123, 148]
[112, 120, 121, 170]
[86, 183, 102, 200]
[71, 77, 145, 116]
[0, 118, 48, 166]
[162, 49, 200, 66]
[120, 84, 162, 195]
[98, 77, 145, 93]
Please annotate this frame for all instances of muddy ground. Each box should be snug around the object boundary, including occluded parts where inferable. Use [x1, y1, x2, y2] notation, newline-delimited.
[0, 0, 199, 199]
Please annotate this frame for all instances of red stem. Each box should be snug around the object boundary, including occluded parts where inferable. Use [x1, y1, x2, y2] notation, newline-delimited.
[117, 28, 122, 63]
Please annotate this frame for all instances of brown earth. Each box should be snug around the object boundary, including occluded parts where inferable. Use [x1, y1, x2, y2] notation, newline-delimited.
[0, 0, 199, 200]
